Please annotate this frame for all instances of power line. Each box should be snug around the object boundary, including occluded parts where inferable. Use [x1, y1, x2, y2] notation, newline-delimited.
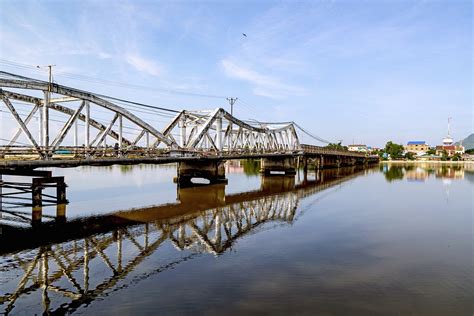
[0, 58, 228, 100]
[0, 61, 334, 145]
[293, 122, 332, 144]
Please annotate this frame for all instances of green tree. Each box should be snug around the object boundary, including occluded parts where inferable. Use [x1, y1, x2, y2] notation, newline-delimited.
[405, 152, 416, 160]
[325, 142, 348, 151]
[451, 153, 462, 161]
[242, 159, 260, 175]
[426, 148, 436, 155]
[441, 150, 449, 161]
[384, 141, 404, 159]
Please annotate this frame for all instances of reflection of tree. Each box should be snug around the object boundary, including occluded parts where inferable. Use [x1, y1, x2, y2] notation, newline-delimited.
[404, 165, 415, 171]
[384, 166, 404, 182]
[120, 165, 134, 174]
[241, 159, 260, 175]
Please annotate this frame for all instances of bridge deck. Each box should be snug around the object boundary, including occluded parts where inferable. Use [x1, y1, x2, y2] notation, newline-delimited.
[0, 148, 375, 169]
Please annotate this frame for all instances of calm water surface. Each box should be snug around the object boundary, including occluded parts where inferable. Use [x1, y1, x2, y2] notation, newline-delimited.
[0, 162, 472, 315]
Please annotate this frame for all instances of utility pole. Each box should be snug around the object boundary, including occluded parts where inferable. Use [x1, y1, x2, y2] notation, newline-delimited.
[47, 64, 54, 92]
[226, 97, 237, 151]
[226, 97, 238, 116]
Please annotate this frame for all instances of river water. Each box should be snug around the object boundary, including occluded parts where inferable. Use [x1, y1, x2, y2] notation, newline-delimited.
[0, 162, 472, 315]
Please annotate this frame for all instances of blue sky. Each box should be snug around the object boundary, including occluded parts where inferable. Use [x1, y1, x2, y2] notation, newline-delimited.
[0, 0, 472, 147]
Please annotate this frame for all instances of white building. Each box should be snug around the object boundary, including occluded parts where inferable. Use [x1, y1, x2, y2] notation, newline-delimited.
[348, 144, 368, 152]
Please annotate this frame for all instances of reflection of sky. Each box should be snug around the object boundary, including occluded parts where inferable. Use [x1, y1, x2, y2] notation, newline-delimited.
[73, 168, 472, 315]
[1, 163, 262, 219]
[1, 165, 472, 315]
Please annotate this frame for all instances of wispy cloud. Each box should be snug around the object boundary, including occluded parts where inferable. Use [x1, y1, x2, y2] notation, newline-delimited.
[126, 54, 163, 77]
[221, 59, 305, 99]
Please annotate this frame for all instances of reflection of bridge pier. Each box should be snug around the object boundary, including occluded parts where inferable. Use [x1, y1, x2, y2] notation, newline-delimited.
[0, 167, 371, 314]
[261, 175, 295, 191]
[177, 183, 226, 207]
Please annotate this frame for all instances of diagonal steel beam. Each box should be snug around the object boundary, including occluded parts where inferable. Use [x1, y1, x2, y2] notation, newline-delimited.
[91, 113, 118, 147]
[6, 103, 39, 148]
[50, 101, 86, 149]
[1, 93, 41, 154]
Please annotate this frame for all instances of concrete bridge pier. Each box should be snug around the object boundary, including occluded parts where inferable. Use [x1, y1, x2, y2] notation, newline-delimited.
[56, 203, 67, 223]
[32, 205, 42, 225]
[316, 156, 324, 170]
[320, 156, 341, 169]
[259, 157, 296, 176]
[340, 156, 357, 167]
[175, 160, 228, 187]
[300, 157, 319, 183]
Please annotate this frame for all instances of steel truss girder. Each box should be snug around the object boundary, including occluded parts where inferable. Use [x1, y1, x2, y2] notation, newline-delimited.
[0, 73, 302, 158]
[0, 80, 177, 148]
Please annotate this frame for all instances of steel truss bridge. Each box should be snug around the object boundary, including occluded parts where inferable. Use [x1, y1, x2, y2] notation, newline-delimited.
[0, 71, 370, 166]
[0, 167, 365, 315]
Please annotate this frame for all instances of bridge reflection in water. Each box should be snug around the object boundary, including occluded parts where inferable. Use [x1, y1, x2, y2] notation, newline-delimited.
[0, 166, 368, 315]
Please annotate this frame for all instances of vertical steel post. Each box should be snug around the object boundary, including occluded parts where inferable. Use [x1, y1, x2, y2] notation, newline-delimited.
[84, 101, 90, 155]
[38, 115, 42, 146]
[216, 115, 222, 151]
[118, 114, 123, 150]
[180, 116, 186, 147]
[73, 120, 78, 148]
[146, 131, 150, 149]
[42, 91, 49, 156]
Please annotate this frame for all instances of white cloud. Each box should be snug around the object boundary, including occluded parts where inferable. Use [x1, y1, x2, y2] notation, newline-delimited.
[221, 59, 305, 99]
[125, 54, 163, 77]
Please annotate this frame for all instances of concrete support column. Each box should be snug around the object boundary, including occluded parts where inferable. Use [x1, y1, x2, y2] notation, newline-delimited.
[260, 157, 296, 176]
[32, 182, 42, 207]
[56, 203, 66, 223]
[302, 156, 308, 183]
[32, 205, 42, 225]
[56, 180, 67, 203]
[175, 160, 228, 187]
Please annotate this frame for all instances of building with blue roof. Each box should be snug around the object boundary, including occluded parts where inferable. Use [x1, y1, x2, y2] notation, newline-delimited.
[405, 141, 429, 154]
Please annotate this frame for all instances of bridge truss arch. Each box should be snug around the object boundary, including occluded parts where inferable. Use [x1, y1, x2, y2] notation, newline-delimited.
[0, 72, 300, 159]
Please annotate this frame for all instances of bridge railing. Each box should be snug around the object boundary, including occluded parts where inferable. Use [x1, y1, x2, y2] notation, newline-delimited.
[300, 144, 368, 157]
[0, 144, 378, 161]
[0, 145, 301, 160]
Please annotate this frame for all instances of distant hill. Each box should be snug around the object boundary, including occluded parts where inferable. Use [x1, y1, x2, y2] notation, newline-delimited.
[456, 133, 474, 150]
